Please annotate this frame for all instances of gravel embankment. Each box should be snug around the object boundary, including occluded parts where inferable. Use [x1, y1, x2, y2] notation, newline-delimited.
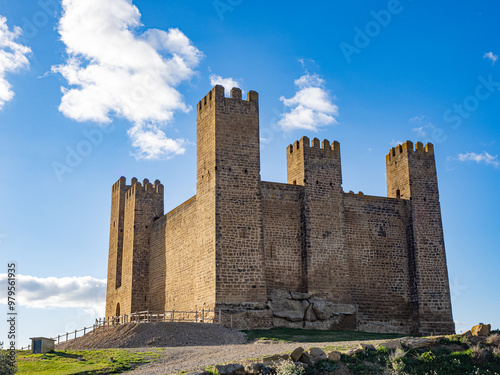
[57, 322, 247, 350]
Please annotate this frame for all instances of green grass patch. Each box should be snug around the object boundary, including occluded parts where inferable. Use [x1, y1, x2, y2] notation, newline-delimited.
[17, 349, 161, 375]
[243, 327, 407, 343]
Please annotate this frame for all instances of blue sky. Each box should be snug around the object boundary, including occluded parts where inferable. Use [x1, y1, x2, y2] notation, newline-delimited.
[0, 0, 499, 347]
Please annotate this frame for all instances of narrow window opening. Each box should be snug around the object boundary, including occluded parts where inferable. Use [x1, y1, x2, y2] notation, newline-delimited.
[293, 180, 297, 185]
[396, 189, 401, 199]
[116, 303, 120, 317]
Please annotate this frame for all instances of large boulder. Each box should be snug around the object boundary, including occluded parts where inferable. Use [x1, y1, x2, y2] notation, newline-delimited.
[299, 348, 327, 366]
[290, 347, 305, 362]
[290, 292, 312, 300]
[327, 351, 341, 361]
[310, 298, 336, 320]
[376, 340, 403, 351]
[269, 290, 291, 301]
[269, 299, 308, 322]
[471, 324, 491, 337]
[304, 304, 317, 322]
[215, 364, 244, 375]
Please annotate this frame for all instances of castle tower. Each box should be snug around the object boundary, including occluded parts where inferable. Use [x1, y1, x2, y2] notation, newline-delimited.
[105, 177, 164, 317]
[386, 141, 455, 335]
[196, 86, 267, 307]
[287, 137, 351, 303]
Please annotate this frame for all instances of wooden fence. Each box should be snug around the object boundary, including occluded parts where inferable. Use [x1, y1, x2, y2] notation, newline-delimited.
[19, 309, 230, 351]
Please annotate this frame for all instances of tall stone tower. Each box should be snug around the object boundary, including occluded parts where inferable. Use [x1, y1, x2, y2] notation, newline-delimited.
[105, 177, 163, 317]
[287, 137, 350, 303]
[196, 85, 267, 306]
[386, 141, 454, 334]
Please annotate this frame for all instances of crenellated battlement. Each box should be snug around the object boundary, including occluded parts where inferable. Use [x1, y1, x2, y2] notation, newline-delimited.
[287, 136, 340, 159]
[196, 85, 259, 117]
[111, 177, 164, 200]
[386, 141, 435, 163]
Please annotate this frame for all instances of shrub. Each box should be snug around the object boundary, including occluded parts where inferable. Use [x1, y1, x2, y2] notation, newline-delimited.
[420, 351, 436, 362]
[470, 345, 493, 365]
[0, 345, 16, 375]
[276, 360, 305, 375]
[486, 334, 500, 347]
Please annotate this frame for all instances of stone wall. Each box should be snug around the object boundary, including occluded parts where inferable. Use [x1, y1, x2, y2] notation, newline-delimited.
[261, 181, 304, 292]
[149, 196, 198, 312]
[344, 192, 415, 334]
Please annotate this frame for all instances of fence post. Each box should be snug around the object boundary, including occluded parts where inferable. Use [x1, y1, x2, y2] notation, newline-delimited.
[84, 327, 86, 335]
[231, 314, 233, 330]
[195, 310, 198, 323]
[66, 332, 69, 342]
[75, 329, 77, 339]
[219, 309, 222, 325]
[202, 309, 204, 323]
[172, 310, 175, 322]
[58, 335, 60, 344]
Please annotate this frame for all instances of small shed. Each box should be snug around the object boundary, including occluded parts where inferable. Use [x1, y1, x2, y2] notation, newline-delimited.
[30, 337, 55, 354]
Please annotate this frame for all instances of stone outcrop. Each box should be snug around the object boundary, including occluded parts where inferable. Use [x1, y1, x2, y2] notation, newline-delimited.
[471, 324, 491, 337]
[266, 290, 357, 330]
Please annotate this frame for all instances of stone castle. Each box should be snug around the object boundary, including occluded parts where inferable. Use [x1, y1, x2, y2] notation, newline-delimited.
[105, 85, 455, 335]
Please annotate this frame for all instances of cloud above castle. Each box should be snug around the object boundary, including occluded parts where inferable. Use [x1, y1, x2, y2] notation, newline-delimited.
[0, 16, 31, 110]
[278, 72, 338, 132]
[52, 0, 203, 160]
[0, 274, 106, 315]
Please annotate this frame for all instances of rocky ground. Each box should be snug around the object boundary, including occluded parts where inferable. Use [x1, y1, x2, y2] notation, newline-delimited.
[124, 339, 393, 375]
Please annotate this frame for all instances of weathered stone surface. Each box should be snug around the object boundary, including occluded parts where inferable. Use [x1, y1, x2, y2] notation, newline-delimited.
[327, 351, 341, 361]
[304, 304, 317, 322]
[461, 330, 473, 339]
[227, 310, 273, 330]
[401, 337, 438, 349]
[244, 363, 264, 374]
[311, 298, 335, 320]
[471, 324, 491, 337]
[273, 317, 304, 329]
[331, 304, 356, 315]
[298, 352, 315, 366]
[304, 316, 341, 330]
[269, 299, 308, 322]
[376, 340, 403, 351]
[308, 347, 327, 361]
[290, 292, 312, 300]
[262, 354, 289, 365]
[269, 290, 291, 301]
[290, 347, 305, 362]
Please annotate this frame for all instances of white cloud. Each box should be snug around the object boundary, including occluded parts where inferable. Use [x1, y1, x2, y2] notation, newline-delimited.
[412, 126, 426, 137]
[0, 274, 106, 315]
[484, 51, 498, 65]
[209, 74, 242, 93]
[0, 16, 31, 109]
[454, 151, 499, 167]
[52, 0, 203, 160]
[278, 73, 338, 132]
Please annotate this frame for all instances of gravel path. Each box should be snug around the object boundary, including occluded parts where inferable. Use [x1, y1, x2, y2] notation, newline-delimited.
[125, 338, 395, 375]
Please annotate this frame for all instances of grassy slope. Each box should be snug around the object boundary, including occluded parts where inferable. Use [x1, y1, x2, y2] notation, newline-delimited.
[17, 349, 161, 375]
